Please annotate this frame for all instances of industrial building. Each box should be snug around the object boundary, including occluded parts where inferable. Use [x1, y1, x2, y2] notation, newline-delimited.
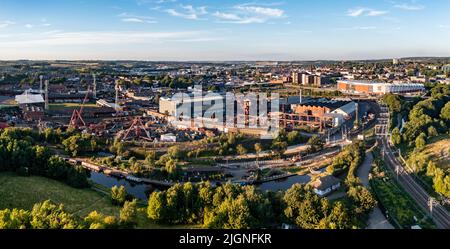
[290, 99, 357, 128]
[159, 92, 354, 133]
[337, 80, 425, 95]
[159, 94, 226, 119]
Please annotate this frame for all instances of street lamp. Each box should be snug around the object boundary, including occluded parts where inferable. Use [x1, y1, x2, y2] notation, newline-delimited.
[428, 197, 437, 215]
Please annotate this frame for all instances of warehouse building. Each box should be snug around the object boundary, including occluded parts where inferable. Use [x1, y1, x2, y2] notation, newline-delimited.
[290, 98, 357, 128]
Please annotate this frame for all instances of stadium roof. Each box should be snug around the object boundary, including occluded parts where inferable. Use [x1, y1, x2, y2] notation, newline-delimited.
[15, 91, 44, 105]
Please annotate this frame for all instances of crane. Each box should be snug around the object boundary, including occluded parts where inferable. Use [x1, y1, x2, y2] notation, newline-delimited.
[121, 116, 152, 141]
[69, 87, 91, 129]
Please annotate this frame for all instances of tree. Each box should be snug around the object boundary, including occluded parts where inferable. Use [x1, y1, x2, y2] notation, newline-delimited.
[382, 94, 402, 113]
[283, 184, 327, 229]
[145, 151, 156, 167]
[271, 141, 288, 158]
[111, 185, 127, 206]
[432, 168, 450, 197]
[30, 201, 78, 229]
[165, 158, 179, 177]
[391, 127, 402, 146]
[66, 166, 89, 188]
[167, 145, 183, 159]
[236, 144, 247, 156]
[427, 126, 438, 138]
[0, 209, 30, 229]
[254, 143, 263, 161]
[307, 135, 324, 153]
[128, 157, 137, 166]
[62, 135, 80, 157]
[324, 201, 351, 229]
[287, 131, 301, 145]
[204, 196, 253, 229]
[347, 186, 377, 215]
[415, 133, 427, 149]
[147, 191, 166, 222]
[441, 102, 450, 122]
[84, 211, 119, 229]
[130, 162, 143, 174]
[120, 199, 138, 227]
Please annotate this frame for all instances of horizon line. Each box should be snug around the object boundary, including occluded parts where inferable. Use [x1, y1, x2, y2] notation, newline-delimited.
[2, 56, 450, 63]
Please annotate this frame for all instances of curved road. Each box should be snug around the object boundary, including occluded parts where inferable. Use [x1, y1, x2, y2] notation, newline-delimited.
[357, 152, 395, 229]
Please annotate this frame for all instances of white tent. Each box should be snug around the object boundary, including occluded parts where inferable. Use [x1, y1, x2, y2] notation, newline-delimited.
[15, 90, 44, 105]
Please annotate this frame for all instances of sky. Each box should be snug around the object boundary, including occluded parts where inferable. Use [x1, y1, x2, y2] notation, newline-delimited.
[0, 0, 449, 61]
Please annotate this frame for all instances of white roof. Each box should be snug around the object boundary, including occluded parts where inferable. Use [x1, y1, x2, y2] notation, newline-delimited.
[15, 92, 44, 105]
[333, 102, 357, 115]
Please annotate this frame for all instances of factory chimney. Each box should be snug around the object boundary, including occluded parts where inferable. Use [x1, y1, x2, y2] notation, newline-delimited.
[93, 73, 97, 99]
[115, 80, 120, 113]
[44, 80, 49, 110]
[299, 89, 303, 104]
[39, 75, 43, 95]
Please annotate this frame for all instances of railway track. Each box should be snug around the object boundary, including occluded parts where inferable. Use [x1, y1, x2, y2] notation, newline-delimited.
[381, 139, 450, 229]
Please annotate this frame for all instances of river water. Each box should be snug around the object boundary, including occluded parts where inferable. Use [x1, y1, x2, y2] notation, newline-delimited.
[89, 171, 313, 201]
[89, 172, 157, 201]
[256, 174, 312, 192]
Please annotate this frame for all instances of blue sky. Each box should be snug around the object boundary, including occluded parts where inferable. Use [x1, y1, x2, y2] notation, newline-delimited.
[0, 0, 449, 60]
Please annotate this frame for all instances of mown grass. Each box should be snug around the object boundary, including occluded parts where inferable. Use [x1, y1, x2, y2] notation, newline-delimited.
[0, 172, 120, 217]
[0, 172, 199, 229]
[49, 102, 98, 111]
[419, 136, 450, 169]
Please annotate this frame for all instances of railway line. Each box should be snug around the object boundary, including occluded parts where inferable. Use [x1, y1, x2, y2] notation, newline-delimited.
[381, 138, 450, 229]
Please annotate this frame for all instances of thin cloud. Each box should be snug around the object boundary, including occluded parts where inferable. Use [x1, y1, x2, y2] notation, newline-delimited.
[334, 26, 377, 31]
[166, 5, 208, 20]
[347, 7, 388, 17]
[235, 5, 284, 18]
[118, 13, 157, 24]
[0, 20, 15, 28]
[213, 4, 285, 24]
[394, 4, 425, 10]
[0, 31, 219, 47]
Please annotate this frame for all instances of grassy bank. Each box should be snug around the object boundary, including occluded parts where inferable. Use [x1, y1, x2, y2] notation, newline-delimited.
[370, 150, 435, 229]
[0, 172, 120, 217]
[0, 172, 198, 229]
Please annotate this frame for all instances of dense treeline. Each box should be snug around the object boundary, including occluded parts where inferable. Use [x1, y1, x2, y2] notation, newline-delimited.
[0, 199, 138, 229]
[386, 84, 450, 197]
[147, 180, 375, 229]
[326, 141, 365, 181]
[401, 85, 449, 146]
[0, 128, 89, 188]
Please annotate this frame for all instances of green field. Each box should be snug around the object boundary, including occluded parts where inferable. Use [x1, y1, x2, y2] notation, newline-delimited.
[0, 172, 198, 229]
[49, 102, 98, 111]
[0, 172, 120, 217]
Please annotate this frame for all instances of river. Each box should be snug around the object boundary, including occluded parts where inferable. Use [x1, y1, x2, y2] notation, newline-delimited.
[89, 172, 158, 201]
[89, 171, 315, 201]
[256, 174, 312, 192]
